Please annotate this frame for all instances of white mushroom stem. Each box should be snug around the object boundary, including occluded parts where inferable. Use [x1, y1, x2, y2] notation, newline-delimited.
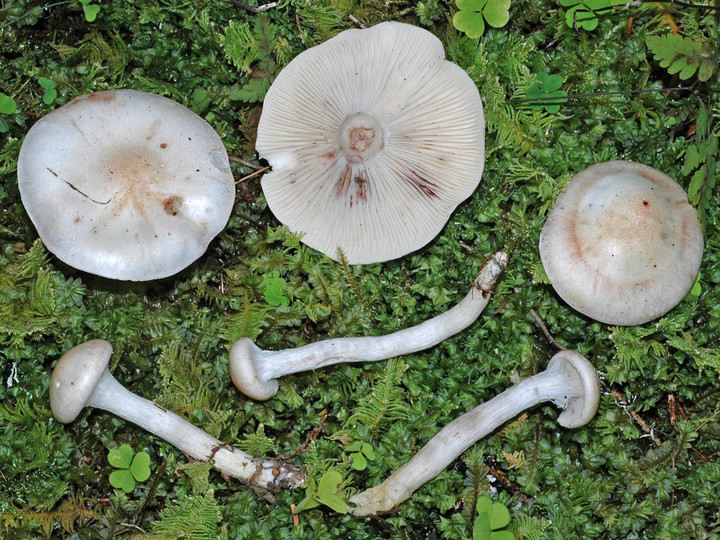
[349, 350, 600, 516]
[230, 251, 508, 400]
[50, 340, 305, 491]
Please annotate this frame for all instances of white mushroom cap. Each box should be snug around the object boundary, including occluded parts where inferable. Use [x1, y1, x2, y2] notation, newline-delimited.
[50, 338, 113, 424]
[256, 22, 485, 264]
[18, 90, 235, 281]
[539, 161, 704, 325]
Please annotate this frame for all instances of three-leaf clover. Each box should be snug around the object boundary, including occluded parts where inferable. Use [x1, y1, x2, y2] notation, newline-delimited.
[78, 0, 101, 22]
[473, 496, 514, 540]
[294, 470, 348, 514]
[38, 78, 57, 105]
[108, 444, 151, 493]
[346, 441, 375, 471]
[453, 0, 511, 39]
[526, 72, 568, 113]
[262, 270, 290, 306]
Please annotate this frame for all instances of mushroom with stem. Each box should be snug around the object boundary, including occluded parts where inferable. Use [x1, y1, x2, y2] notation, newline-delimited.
[229, 251, 508, 401]
[349, 349, 600, 516]
[50, 339, 306, 492]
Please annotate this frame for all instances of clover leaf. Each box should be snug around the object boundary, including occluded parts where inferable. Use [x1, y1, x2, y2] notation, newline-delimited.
[453, 0, 511, 39]
[262, 270, 290, 306]
[108, 444, 151, 493]
[78, 0, 101, 22]
[346, 441, 376, 471]
[526, 72, 568, 113]
[473, 496, 514, 540]
[38, 78, 57, 105]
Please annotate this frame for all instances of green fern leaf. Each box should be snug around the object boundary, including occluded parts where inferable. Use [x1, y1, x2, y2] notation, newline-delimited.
[347, 360, 408, 434]
[646, 34, 715, 82]
[141, 492, 221, 540]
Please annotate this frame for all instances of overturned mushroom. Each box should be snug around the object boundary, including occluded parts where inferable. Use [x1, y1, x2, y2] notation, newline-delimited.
[350, 350, 600, 515]
[18, 89, 235, 281]
[230, 252, 508, 400]
[256, 22, 485, 264]
[539, 161, 703, 325]
[50, 339, 305, 491]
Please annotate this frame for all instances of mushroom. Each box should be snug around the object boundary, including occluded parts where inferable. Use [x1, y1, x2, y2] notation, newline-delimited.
[349, 350, 600, 515]
[230, 252, 507, 400]
[256, 21, 485, 264]
[539, 161, 703, 325]
[50, 339, 305, 491]
[18, 89, 235, 281]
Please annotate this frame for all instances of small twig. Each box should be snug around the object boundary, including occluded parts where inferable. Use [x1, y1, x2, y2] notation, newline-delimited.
[529, 309, 567, 351]
[117, 522, 146, 534]
[608, 387, 663, 447]
[228, 156, 265, 170]
[218, 0, 279, 13]
[282, 415, 327, 460]
[235, 165, 270, 184]
[295, 12, 306, 47]
[348, 14, 366, 28]
[622, 0, 719, 10]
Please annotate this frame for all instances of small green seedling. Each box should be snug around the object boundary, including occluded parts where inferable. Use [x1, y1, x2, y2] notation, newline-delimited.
[453, 0, 511, 39]
[38, 78, 57, 105]
[346, 441, 375, 471]
[526, 73, 568, 113]
[262, 270, 290, 307]
[78, 0, 101, 22]
[108, 444, 151, 493]
[294, 470, 348, 514]
[473, 496, 514, 540]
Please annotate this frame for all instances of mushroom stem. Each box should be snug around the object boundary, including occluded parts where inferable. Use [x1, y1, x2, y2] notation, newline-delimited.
[349, 350, 600, 516]
[230, 251, 508, 400]
[50, 340, 305, 491]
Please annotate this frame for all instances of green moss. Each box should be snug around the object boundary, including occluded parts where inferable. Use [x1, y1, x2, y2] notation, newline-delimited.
[2, 0, 720, 537]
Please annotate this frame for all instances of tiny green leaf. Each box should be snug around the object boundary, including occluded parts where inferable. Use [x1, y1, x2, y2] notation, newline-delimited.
[482, 0, 511, 28]
[262, 270, 290, 306]
[108, 444, 133, 469]
[361, 443, 375, 460]
[38, 78, 55, 90]
[453, 9, 485, 39]
[82, 3, 101, 22]
[0, 93, 17, 114]
[130, 452, 151, 482]
[345, 441, 362, 452]
[350, 452, 367, 470]
[109, 469, 136, 492]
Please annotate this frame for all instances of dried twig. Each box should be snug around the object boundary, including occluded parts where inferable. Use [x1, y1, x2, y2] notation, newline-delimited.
[529, 309, 567, 351]
[229, 156, 264, 170]
[235, 165, 270, 184]
[348, 14, 366, 28]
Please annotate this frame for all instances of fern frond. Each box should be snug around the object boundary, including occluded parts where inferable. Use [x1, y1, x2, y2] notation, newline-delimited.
[141, 492, 221, 540]
[237, 424, 276, 457]
[346, 359, 408, 435]
[646, 33, 715, 81]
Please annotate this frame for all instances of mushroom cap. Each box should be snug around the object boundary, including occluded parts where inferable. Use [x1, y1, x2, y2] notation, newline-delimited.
[546, 350, 600, 429]
[50, 339, 114, 423]
[256, 22, 485, 264]
[539, 161, 703, 325]
[18, 89, 235, 281]
[228, 338, 279, 401]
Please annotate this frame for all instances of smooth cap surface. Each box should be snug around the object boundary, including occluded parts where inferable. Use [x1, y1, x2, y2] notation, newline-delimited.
[256, 22, 485, 264]
[546, 350, 600, 429]
[50, 339, 114, 423]
[18, 89, 235, 281]
[540, 161, 703, 325]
